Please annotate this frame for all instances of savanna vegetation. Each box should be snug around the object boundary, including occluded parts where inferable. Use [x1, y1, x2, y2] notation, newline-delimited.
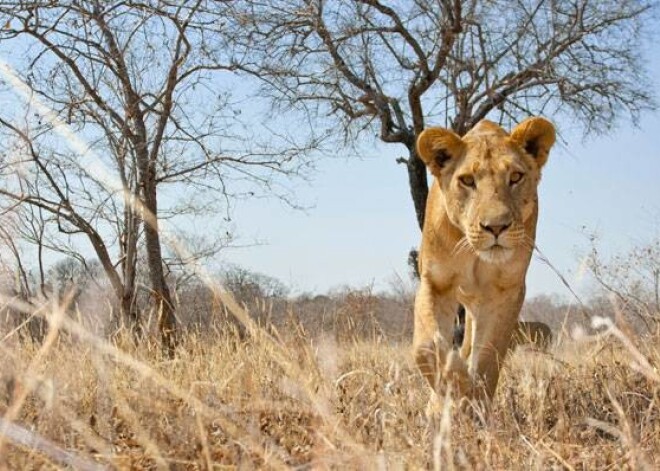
[0, 1, 658, 469]
[1, 244, 659, 469]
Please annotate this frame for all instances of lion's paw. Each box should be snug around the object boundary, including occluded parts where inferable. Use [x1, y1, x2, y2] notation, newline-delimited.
[443, 350, 473, 398]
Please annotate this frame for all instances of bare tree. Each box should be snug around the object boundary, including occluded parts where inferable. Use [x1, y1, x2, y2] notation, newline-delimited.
[221, 265, 290, 305]
[0, 208, 48, 342]
[228, 0, 655, 229]
[0, 117, 145, 333]
[0, 1, 310, 352]
[13, 204, 50, 299]
[587, 237, 660, 330]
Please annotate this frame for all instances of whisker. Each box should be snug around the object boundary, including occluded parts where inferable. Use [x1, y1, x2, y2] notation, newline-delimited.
[519, 234, 536, 251]
[451, 237, 466, 256]
[461, 237, 477, 256]
[458, 240, 475, 256]
[452, 237, 472, 256]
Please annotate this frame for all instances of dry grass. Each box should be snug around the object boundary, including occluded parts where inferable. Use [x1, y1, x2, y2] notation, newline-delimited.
[0, 305, 659, 470]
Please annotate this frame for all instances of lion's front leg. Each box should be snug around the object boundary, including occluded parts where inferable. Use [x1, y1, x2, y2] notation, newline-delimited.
[467, 288, 524, 401]
[413, 279, 457, 393]
[459, 310, 473, 360]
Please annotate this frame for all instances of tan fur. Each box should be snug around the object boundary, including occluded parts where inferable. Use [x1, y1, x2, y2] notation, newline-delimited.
[413, 117, 555, 405]
[460, 320, 553, 359]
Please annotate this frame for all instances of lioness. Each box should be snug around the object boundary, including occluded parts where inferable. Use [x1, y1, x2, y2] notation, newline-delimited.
[510, 321, 552, 350]
[413, 117, 555, 404]
[454, 319, 553, 352]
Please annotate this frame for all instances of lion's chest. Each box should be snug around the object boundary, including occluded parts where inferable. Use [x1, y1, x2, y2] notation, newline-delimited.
[427, 255, 526, 302]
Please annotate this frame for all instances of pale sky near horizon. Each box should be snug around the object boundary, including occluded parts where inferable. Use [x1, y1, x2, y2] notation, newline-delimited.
[218, 58, 660, 300]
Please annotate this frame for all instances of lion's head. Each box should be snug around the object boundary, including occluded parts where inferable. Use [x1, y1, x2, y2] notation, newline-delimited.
[416, 117, 555, 264]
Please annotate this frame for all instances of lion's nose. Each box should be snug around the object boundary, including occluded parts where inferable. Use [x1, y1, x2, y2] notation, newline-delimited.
[480, 222, 511, 237]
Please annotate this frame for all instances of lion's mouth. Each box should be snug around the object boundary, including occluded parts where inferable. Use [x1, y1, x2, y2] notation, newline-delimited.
[477, 244, 514, 263]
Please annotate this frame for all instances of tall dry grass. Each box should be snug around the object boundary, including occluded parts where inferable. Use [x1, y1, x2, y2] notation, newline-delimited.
[0, 291, 658, 470]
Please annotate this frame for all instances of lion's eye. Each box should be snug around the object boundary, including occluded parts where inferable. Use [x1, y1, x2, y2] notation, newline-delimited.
[458, 175, 475, 188]
[510, 172, 524, 185]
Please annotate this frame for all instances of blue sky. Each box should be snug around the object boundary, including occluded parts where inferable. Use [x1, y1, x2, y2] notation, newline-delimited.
[219, 59, 660, 299]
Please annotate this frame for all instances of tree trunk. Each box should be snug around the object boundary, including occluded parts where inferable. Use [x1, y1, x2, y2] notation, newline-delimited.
[119, 288, 141, 338]
[406, 146, 429, 231]
[120, 195, 141, 339]
[142, 176, 178, 356]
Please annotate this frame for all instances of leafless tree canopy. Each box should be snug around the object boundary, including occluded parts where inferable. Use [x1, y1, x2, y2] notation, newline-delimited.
[0, 0, 311, 351]
[228, 0, 655, 228]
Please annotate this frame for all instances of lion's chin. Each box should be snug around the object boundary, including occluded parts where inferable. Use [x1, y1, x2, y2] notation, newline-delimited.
[476, 245, 514, 264]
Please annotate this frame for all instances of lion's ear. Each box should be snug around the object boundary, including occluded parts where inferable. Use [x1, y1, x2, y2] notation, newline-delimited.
[416, 127, 464, 176]
[510, 117, 556, 168]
